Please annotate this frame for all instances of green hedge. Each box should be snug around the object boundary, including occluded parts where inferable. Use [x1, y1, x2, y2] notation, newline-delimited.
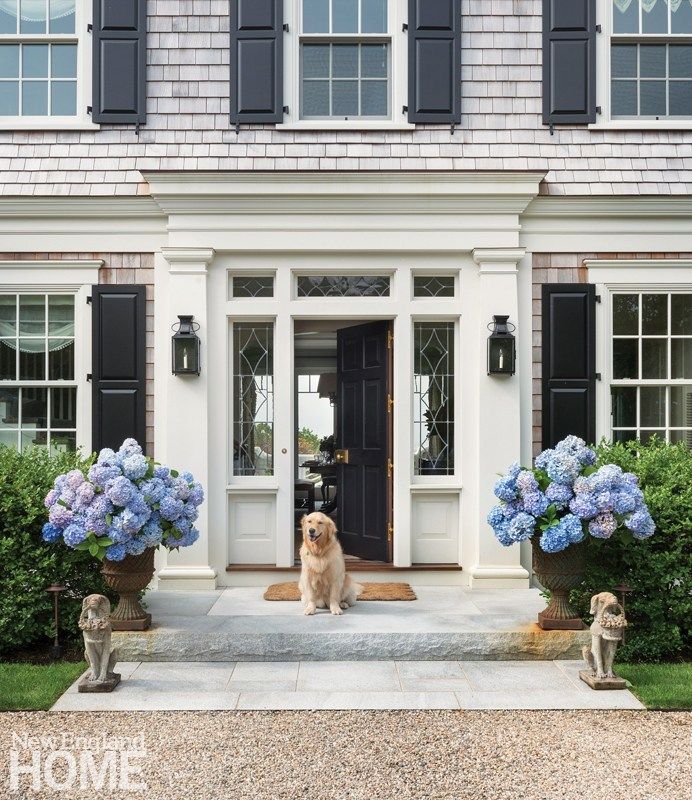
[572, 438, 692, 663]
[0, 445, 114, 657]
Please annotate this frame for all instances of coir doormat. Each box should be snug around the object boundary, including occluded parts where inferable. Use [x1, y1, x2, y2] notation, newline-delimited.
[263, 581, 417, 601]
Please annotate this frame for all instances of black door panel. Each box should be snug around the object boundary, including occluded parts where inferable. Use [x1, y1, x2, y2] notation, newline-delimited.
[337, 321, 390, 561]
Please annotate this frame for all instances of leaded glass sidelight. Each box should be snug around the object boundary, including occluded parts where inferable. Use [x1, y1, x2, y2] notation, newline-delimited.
[296, 275, 390, 297]
[233, 322, 274, 476]
[414, 322, 455, 476]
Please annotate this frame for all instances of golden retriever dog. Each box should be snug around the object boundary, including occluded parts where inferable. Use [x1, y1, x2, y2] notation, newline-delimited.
[299, 512, 361, 615]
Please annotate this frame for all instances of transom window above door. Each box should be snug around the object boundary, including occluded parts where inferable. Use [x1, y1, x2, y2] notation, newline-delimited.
[610, 291, 692, 444]
[300, 0, 390, 119]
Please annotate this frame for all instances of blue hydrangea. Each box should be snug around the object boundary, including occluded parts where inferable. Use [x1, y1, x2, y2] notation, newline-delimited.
[159, 496, 184, 522]
[63, 523, 87, 547]
[569, 493, 599, 519]
[171, 476, 191, 501]
[153, 465, 170, 480]
[106, 476, 136, 507]
[125, 537, 148, 556]
[545, 482, 573, 509]
[516, 470, 538, 494]
[561, 513, 585, 544]
[49, 504, 73, 527]
[626, 509, 656, 539]
[44, 489, 59, 508]
[507, 511, 536, 543]
[120, 507, 148, 534]
[189, 485, 204, 506]
[182, 503, 199, 521]
[88, 462, 121, 488]
[41, 523, 62, 543]
[122, 453, 149, 481]
[522, 491, 549, 517]
[588, 512, 618, 539]
[176, 527, 200, 548]
[554, 435, 597, 466]
[544, 452, 581, 485]
[539, 523, 570, 553]
[74, 482, 95, 510]
[487, 506, 506, 528]
[140, 478, 166, 503]
[493, 475, 519, 502]
[105, 543, 127, 561]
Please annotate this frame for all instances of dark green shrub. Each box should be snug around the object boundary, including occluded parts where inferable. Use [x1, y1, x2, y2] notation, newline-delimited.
[0, 446, 114, 657]
[572, 438, 692, 663]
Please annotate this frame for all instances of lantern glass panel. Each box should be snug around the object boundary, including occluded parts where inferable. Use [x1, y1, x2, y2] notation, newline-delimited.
[173, 335, 199, 374]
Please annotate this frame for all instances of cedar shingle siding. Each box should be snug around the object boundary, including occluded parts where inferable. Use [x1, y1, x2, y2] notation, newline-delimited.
[0, 0, 689, 196]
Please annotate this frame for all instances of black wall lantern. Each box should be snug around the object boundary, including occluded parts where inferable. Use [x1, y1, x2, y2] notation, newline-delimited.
[172, 315, 201, 375]
[487, 315, 516, 376]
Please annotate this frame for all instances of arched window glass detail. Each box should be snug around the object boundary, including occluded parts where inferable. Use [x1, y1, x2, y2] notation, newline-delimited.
[233, 322, 274, 476]
[414, 321, 455, 475]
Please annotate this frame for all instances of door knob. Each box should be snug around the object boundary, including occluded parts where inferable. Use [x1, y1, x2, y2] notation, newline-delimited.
[334, 449, 349, 464]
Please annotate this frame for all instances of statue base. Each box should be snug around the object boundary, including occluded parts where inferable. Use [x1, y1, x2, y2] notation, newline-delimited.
[579, 670, 627, 691]
[78, 672, 121, 693]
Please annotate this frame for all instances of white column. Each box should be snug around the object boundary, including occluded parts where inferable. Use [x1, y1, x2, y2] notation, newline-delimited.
[467, 248, 530, 588]
[156, 247, 217, 590]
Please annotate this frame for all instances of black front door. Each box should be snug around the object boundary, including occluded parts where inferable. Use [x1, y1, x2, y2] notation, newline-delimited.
[336, 321, 391, 562]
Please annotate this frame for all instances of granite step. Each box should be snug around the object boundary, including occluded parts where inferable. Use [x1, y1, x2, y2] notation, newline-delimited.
[112, 587, 590, 662]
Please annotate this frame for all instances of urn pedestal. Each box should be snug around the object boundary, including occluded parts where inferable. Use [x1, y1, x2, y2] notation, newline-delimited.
[532, 540, 585, 630]
[101, 548, 155, 631]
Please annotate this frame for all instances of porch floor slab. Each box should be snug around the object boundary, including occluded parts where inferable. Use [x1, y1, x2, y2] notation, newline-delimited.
[51, 660, 644, 711]
[113, 587, 591, 662]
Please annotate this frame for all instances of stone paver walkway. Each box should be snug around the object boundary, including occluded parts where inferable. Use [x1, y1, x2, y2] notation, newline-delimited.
[52, 659, 644, 711]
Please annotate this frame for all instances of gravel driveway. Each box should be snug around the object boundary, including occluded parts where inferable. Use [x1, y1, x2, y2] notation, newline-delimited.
[2, 710, 689, 799]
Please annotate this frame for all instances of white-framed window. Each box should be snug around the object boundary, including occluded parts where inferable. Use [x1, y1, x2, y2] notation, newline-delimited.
[0, 292, 79, 452]
[610, 290, 692, 444]
[597, 0, 692, 128]
[281, 0, 411, 129]
[0, 0, 95, 129]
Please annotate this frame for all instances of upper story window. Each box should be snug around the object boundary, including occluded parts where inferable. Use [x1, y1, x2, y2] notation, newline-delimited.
[0, 0, 92, 127]
[300, 0, 390, 120]
[610, 0, 692, 119]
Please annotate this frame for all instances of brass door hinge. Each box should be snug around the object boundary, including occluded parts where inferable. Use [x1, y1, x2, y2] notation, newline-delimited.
[387, 458, 394, 478]
[387, 523, 393, 542]
[387, 329, 394, 350]
[387, 393, 393, 413]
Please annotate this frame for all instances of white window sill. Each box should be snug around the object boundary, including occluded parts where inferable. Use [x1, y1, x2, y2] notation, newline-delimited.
[589, 120, 692, 131]
[276, 121, 416, 131]
[0, 119, 100, 132]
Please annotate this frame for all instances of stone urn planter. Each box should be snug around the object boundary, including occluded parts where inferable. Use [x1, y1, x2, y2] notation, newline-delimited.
[101, 547, 155, 631]
[532, 539, 585, 630]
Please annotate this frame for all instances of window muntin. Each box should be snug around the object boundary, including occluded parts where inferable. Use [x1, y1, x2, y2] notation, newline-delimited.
[611, 291, 692, 444]
[414, 322, 455, 476]
[233, 322, 274, 477]
[0, 292, 77, 452]
[0, 0, 79, 117]
[296, 274, 391, 297]
[611, 0, 692, 118]
[300, 0, 390, 119]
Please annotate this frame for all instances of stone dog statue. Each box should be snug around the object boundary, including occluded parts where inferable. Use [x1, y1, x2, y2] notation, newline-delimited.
[580, 591, 628, 689]
[78, 594, 121, 692]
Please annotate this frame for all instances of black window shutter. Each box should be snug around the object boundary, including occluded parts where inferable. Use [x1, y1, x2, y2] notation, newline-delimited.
[542, 284, 596, 449]
[542, 0, 596, 124]
[92, 0, 146, 124]
[230, 0, 283, 125]
[92, 285, 147, 453]
[408, 0, 461, 124]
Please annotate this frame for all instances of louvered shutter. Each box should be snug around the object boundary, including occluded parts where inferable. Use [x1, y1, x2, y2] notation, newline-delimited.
[92, 285, 147, 452]
[542, 284, 597, 448]
[92, 0, 147, 123]
[542, 0, 596, 124]
[230, 0, 283, 125]
[407, 0, 461, 124]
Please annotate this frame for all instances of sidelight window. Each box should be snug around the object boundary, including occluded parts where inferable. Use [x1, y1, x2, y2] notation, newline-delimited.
[611, 291, 692, 444]
[232, 322, 274, 476]
[0, 292, 77, 452]
[413, 321, 455, 475]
